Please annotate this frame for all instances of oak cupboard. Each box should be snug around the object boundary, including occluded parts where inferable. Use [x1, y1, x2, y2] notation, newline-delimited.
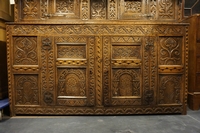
[6, 0, 188, 115]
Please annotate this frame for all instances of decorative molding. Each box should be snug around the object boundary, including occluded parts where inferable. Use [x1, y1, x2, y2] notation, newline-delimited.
[14, 106, 183, 115]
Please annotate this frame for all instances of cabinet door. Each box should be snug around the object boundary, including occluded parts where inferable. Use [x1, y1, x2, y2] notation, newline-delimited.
[103, 36, 144, 106]
[55, 36, 95, 107]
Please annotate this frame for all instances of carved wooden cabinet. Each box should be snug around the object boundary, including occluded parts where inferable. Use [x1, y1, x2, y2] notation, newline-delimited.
[183, 14, 200, 110]
[7, 0, 188, 115]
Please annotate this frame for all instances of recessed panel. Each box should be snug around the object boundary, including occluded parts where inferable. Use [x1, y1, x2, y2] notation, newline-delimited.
[57, 44, 86, 59]
[57, 68, 86, 97]
[112, 45, 141, 59]
[14, 75, 39, 105]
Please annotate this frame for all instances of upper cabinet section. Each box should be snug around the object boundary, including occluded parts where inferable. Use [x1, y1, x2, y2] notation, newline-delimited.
[14, 0, 184, 22]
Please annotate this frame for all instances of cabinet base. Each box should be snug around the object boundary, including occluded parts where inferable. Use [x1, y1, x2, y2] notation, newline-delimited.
[188, 93, 200, 110]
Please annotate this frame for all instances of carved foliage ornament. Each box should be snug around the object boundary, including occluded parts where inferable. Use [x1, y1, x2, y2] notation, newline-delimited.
[14, 37, 38, 65]
[23, 0, 38, 19]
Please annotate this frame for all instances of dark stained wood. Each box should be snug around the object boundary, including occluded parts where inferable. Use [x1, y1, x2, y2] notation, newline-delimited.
[183, 14, 200, 110]
[6, 0, 188, 115]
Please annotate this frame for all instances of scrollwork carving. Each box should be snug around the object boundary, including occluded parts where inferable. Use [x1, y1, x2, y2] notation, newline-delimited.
[13, 37, 38, 65]
[91, 0, 106, 19]
[158, 0, 174, 19]
[159, 37, 182, 65]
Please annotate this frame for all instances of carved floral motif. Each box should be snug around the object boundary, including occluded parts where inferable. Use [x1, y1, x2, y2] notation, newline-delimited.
[158, 0, 174, 19]
[91, 0, 106, 19]
[14, 37, 38, 65]
[159, 37, 182, 65]
[56, 0, 74, 13]
[23, 0, 38, 19]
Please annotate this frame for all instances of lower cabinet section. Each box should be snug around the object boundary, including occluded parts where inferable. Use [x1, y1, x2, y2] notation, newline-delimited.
[7, 23, 188, 115]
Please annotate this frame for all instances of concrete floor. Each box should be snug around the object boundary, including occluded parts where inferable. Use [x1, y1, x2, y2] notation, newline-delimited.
[0, 109, 200, 133]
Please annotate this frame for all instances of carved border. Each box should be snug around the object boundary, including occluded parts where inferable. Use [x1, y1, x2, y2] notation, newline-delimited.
[14, 106, 183, 115]
[12, 25, 185, 36]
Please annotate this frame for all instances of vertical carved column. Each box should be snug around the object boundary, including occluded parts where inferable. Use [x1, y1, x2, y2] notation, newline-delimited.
[81, 0, 90, 20]
[143, 37, 156, 105]
[103, 37, 110, 106]
[40, 0, 48, 19]
[88, 37, 95, 106]
[108, 0, 118, 20]
[95, 36, 103, 106]
[41, 37, 55, 105]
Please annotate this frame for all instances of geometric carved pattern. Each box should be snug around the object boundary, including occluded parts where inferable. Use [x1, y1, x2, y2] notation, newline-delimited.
[15, 75, 39, 105]
[13, 37, 38, 65]
[159, 75, 181, 104]
[56, 60, 87, 66]
[57, 45, 86, 58]
[108, 0, 117, 20]
[111, 60, 141, 67]
[112, 69, 140, 97]
[159, 37, 182, 65]
[58, 69, 86, 96]
[12, 25, 185, 35]
[112, 46, 141, 59]
[14, 106, 183, 115]
[124, 1, 142, 13]
[81, 0, 89, 20]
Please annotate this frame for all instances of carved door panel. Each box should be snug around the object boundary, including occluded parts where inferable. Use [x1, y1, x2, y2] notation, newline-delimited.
[158, 36, 184, 106]
[55, 36, 95, 107]
[103, 36, 144, 106]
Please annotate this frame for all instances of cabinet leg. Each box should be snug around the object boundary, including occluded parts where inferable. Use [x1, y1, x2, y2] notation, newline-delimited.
[0, 110, 2, 121]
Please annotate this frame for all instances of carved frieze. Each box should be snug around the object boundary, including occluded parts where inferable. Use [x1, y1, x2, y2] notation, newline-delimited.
[11, 25, 185, 36]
